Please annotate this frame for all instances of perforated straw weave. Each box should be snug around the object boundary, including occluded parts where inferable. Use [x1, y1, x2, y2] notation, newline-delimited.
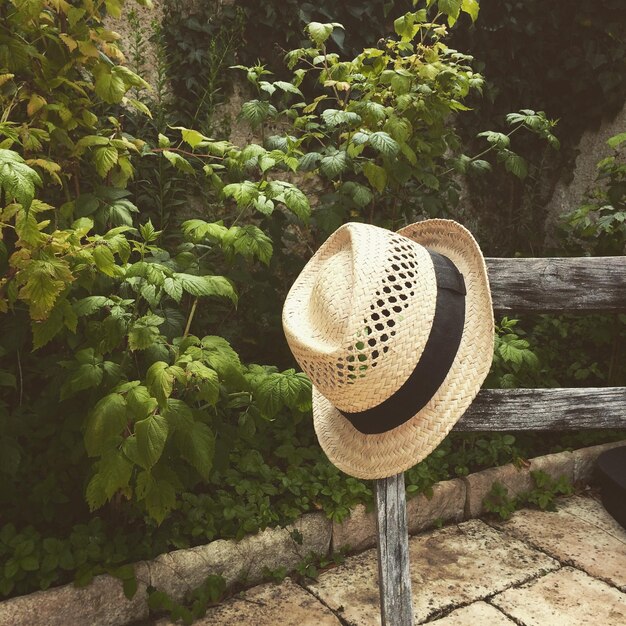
[282, 219, 494, 479]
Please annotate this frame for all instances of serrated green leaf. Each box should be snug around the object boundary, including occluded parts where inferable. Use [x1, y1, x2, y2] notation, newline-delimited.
[222, 225, 273, 265]
[307, 22, 339, 46]
[222, 181, 259, 207]
[369, 132, 400, 157]
[199, 336, 242, 386]
[179, 128, 205, 149]
[86, 448, 133, 512]
[240, 100, 276, 129]
[384, 116, 412, 143]
[73, 296, 113, 317]
[282, 187, 310, 221]
[61, 361, 103, 399]
[135, 413, 169, 468]
[341, 182, 373, 208]
[358, 101, 387, 123]
[93, 244, 118, 277]
[504, 153, 528, 179]
[0, 149, 42, 210]
[181, 219, 228, 243]
[299, 152, 322, 171]
[362, 161, 387, 192]
[477, 130, 510, 149]
[175, 421, 214, 480]
[85, 472, 107, 511]
[163, 398, 194, 431]
[15, 209, 45, 245]
[253, 195, 275, 215]
[84, 393, 128, 457]
[93, 63, 126, 104]
[126, 385, 158, 421]
[135, 471, 176, 524]
[32, 299, 76, 349]
[146, 361, 174, 407]
[128, 319, 162, 351]
[461, 0, 479, 21]
[174, 273, 237, 302]
[163, 277, 183, 302]
[273, 80, 303, 96]
[439, 0, 462, 25]
[320, 151, 348, 178]
[255, 369, 312, 419]
[186, 361, 219, 405]
[19, 258, 71, 319]
[161, 150, 194, 174]
[321, 109, 361, 128]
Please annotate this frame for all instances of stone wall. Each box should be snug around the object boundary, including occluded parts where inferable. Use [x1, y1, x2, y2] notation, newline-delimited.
[544, 100, 626, 244]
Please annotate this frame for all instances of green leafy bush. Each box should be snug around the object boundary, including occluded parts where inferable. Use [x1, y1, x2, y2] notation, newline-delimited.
[483, 470, 574, 521]
[561, 132, 626, 256]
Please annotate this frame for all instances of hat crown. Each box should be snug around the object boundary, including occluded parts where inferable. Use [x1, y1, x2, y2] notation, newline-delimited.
[283, 222, 437, 412]
[310, 248, 352, 346]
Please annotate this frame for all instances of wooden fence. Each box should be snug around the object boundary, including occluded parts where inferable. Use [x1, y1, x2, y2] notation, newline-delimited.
[378, 255, 626, 626]
[457, 255, 626, 432]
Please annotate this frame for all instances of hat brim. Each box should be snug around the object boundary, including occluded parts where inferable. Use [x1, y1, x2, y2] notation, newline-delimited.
[312, 219, 494, 479]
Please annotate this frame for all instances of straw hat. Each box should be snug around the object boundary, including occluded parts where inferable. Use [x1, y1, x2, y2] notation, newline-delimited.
[282, 219, 494, 479]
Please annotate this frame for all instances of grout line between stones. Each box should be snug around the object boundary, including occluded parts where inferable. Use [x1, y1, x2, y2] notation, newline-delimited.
[483, 597, 527, 626]
[293, 578, 353, 626]
[482, 516, 626, 593]
[418, 562, 562, 625]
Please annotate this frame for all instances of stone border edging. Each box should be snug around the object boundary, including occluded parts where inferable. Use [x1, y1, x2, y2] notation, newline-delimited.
[1, 439, 624, 626]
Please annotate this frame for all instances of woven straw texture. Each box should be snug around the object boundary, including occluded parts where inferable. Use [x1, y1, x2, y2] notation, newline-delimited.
[282, 219, 494, 479]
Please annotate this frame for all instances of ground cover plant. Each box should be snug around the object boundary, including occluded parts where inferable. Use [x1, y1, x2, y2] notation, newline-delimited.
[0, 0, 623, 605]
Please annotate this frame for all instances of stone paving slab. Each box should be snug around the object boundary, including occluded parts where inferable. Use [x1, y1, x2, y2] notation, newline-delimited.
[491, 566, 626, 626]
[493, 495, 626, 590]
[160, 578, 341, 626]
[427, 601, 516, 625]
[307, 519, 559, 625]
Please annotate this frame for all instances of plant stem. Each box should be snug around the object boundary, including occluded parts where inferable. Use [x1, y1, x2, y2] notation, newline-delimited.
[183, 298, 198, 337]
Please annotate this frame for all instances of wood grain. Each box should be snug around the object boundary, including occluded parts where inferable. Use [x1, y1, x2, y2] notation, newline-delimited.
[455, 387, 626, 431]
[486, 257, 626, 312]
[375, 474, 415, 626]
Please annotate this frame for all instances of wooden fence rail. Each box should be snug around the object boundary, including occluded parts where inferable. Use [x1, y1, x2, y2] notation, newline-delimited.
[486, 256, 626, 312]
[457, 387, 626, 431]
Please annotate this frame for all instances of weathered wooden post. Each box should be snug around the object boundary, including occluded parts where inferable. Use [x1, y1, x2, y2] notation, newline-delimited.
[375, 473, 414, 626]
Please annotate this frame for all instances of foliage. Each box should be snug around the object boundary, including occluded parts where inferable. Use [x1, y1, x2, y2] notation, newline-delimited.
[525, 313, 625, 388]
[232, 12, 556, 233]
[485, 317, 541, 388]
[450, 0, 626, 255]
[237, 0, 412, 71]
[216, 4, 556, 365]
[483, 470, 574, 521]
[560, 132, 626, 256]
[160, 0, 246, 132]
[147, 574, 226, 625]
[452, 0, 626, 156]
[234, 0, 626, 255]
[0, 0, 311, 541]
